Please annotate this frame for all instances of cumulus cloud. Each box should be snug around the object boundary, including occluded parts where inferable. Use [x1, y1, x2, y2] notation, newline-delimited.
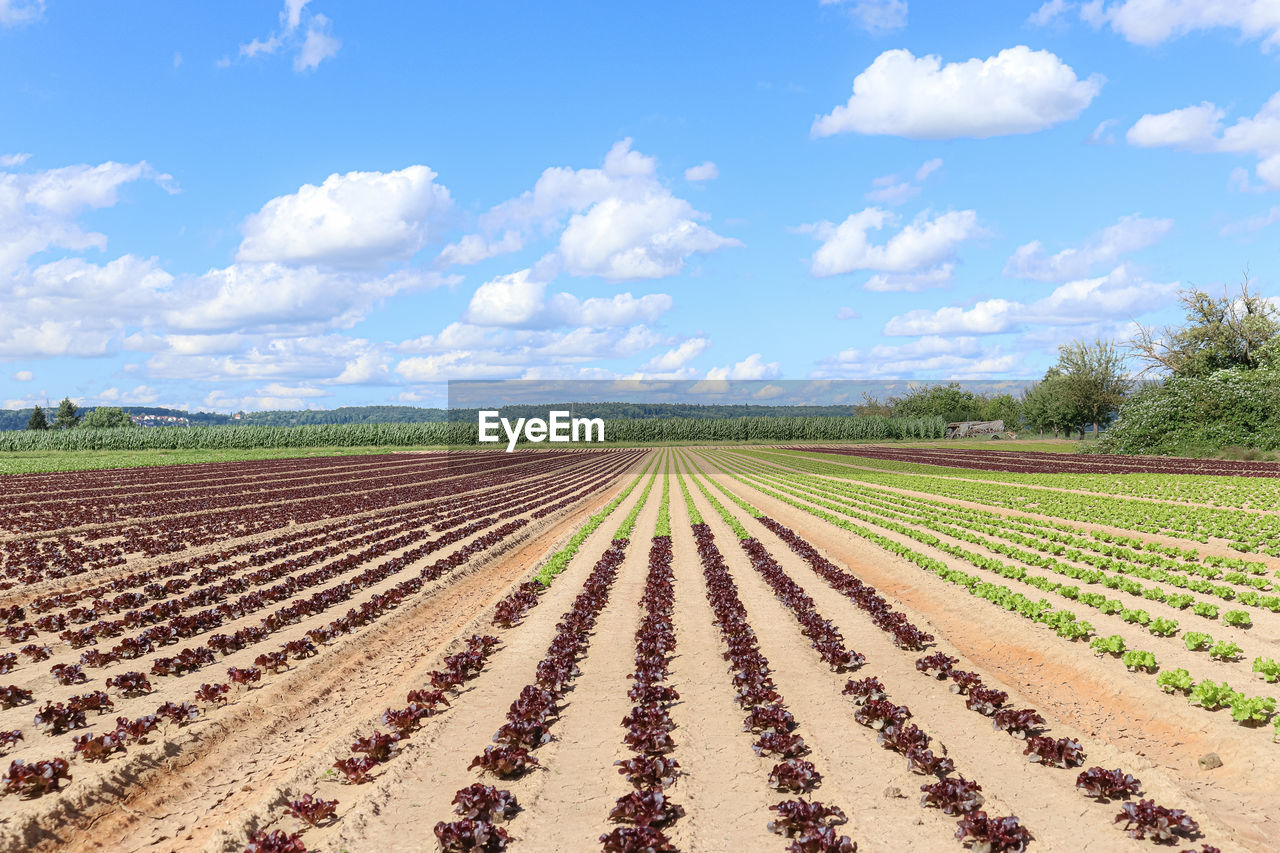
[237, 166, 453, 267]
[96, 385, 161, 405]
[820, 0, 908, 35]
[640, 337, 711, 374]
[883, 265, 1177, 336]
[559, 194, 740, 280]
[836, 306, 861, 319]
[10, 370, 32, 381]
[1003, 214, 1174, 281]
[0, 160, 175, 274]
[394, 323, 664, 383]
[864, 264, 955, 292]
[865, 158, 944, 205]
[813, 336, 1022, 378]
[1081, 0, 1280, 50]
[145, 335, 382, 385]
[799, 207, 981, 285]
[454, 139, 738, 278]
[684, 161, 719, 182]
[167, 263, 449, 335]
[461, 268, 673, 329]
[436, 231, 523, 266]
[706, 353, 781, 380]
[1127, 92, 1280, 189]
[0, 255, 175, 357]
[812, 46, 1102, 139]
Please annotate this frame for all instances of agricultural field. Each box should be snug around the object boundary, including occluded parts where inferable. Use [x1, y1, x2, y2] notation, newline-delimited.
[0, 445, 1276, 853]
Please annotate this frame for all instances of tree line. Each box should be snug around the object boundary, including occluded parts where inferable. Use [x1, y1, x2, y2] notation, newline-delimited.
[24, 398, 135, 431]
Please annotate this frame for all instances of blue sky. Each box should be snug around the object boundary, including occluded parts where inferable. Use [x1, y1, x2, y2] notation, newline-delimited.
[1, 0, 1278, 411]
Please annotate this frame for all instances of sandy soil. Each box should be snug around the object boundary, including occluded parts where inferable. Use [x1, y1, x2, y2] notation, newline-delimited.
[700, 460, 1274, 852]
[1, 447, 1272, 853]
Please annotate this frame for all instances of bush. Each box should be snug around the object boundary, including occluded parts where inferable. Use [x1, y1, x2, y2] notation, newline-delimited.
[1096, 368, 1280, 456]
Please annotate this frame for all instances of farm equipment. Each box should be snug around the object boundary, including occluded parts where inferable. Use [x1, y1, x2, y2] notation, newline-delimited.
[944, 420, 1015, 440]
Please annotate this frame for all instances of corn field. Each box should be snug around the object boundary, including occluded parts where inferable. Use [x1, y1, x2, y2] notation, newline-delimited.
[0, 415, 945, 452]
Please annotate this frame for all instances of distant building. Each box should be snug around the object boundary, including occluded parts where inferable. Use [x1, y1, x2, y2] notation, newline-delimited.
[129, 414, 191, 428]
[232, 411, 245, 420]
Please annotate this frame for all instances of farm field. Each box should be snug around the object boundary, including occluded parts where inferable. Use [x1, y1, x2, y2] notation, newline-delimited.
[0, 446, 1276, 853]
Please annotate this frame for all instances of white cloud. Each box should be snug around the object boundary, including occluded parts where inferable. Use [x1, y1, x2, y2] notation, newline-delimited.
[436, 231, 523, 266]
[1087, 118, 1118, 144]
[707, 353, 781, 380]
[462, 268, 673, 328]
[800, 207, 981, 279]
[1003, 214, 1174, 281]
[237, 0, 339, 72]
[96, 385, 160, 405]
[394, 321, 665, 383]
[1127, 102, 1225, 151]
[237, 166, 453, 267]
[820, 0, 908, 35]
[10, 370, 32, 381]
[684, 161, 719, 182]
[812, 46, 1103, 139]
[295, 14, 340, 71]
[813, 336, 1023, 378]
[883, 265, 1177, 336]
[283, 0, 311, 31]
[331, 351, 392, 384]
[458, 139, 737, 279]
[864, 264, 954, 292]
[0, 0, 43, 25]
[0, 160, 175, 274]
[836, 306, 861, 319]
[1220, 206, 1280, 236]
[168, 263, 450, 334]
[915, 158, 943, 181]
[1082, 0, 1280, 50]
[641, 337, 711, 372]
[147, 335, 382, 385]
[240, 35, 282, 59]
[0, 255, 175, 357]
[558, 194, 740, 280]
[1028, 0, 1072, 26]
[1127, 92, 1280, 189]
[0, 153, 30, 167]
[865, 158, 943, 205]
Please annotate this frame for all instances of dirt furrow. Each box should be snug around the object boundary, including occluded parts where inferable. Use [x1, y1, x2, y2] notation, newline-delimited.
[708, 465, 1278, 852]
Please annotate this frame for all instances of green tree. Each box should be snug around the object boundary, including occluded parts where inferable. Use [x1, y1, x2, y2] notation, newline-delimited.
[26, 405, 49, 430]
[889, 383, 983, 423]
[1057, 339, 1131, 438]
[1130, 276, 1279, 377]
[53, 397, 80, 430]
[978, 393, 1021, 429]
[81, 406, 134, 428]
[1020, 369, 1077, 439]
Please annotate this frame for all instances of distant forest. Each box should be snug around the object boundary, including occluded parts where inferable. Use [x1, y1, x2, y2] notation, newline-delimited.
[0, 402, 886, 431]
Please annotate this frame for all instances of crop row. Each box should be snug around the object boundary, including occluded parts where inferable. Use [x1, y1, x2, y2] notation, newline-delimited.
[676, 467, 856, 853]
[600, 472, 681, 852]
[686, 456, 1215, 851]
[750, 449, 1280, 554]
[729, 456, 1276, 626]
[709, 455, 1280, 739]
[1, 450, 636, 588]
